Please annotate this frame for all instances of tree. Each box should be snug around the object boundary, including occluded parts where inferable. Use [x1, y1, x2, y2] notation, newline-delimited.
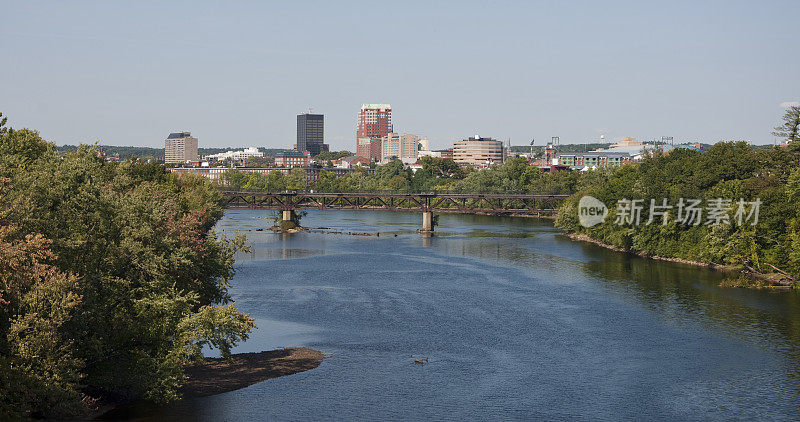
[0, 128, 52, 173]
[222, 168, 248, 189]
[314, 150, 352, 161]
[286, 167, 308, 190]
[315, 169, 339, 192]
[0, 118, 255, 417]
[773, 105, 800, 147]
[0, 224, 84, 418]
[555, 141, 800, 286]
[0, 111, 7, 136]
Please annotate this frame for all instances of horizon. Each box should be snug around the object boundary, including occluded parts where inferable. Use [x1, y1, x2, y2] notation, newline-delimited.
[2, 1, 799, 150]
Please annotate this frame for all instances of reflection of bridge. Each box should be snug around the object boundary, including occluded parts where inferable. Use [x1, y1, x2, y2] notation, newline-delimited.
[220, 191, 568, 232]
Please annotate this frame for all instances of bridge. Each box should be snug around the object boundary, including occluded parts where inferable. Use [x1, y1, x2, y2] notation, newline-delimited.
[220, 191, 568, 232]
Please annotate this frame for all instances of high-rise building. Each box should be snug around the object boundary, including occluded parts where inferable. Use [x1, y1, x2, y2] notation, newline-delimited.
[380, 133, 401, 162]
[297, 113, 327, 156]
[356, 104, 392, 159]
[380, 133, 421, 164]
[453, 135, 504, 167]
[164, 131, 199, 163]
[400, 134, 420, 163]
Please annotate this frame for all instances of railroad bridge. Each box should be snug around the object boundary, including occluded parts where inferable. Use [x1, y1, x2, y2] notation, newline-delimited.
[220, 191, 568, 233]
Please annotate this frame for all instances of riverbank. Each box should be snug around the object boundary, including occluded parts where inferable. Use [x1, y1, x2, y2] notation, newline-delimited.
[181, 347, 325, 397]
[94, 347, 324, 419]
[566, 232, 794, 289]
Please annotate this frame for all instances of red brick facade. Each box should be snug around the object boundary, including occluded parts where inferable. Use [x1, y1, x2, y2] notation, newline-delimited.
[275, 150, 311, 167]
[355, 104, 392, 159]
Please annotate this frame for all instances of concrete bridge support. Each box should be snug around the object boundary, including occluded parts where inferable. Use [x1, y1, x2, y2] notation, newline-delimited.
[282, 210, 292, 223]
[421, 211, 434, 233]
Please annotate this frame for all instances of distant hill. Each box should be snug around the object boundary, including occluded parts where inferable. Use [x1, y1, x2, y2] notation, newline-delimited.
[55, 145, 293, 159]
[508, 143, 610, 154]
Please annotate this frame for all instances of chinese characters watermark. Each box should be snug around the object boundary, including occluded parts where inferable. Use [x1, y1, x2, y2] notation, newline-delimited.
[578, 196, 761, 228]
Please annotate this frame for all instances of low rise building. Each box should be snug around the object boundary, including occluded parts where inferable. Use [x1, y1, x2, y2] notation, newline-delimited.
[275, 150, 312, 167]
[418, 150, 441, 159]
[205, 147, 263, 162]
[556, 152, 633, 168]
[439, 149, 454, 160]
[337, 155, 371, 169]
[610, 137, 642, 148]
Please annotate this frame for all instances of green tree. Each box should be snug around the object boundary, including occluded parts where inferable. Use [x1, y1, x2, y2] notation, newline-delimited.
[286, 167, 308, 190]
[0, 118, 256, 417]
[773, 105, 800, 147]
[0, 112, 7, 136]
[222, 168, 248, 189]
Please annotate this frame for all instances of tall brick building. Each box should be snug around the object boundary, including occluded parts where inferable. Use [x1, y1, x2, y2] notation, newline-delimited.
[355, 104, 392, 160]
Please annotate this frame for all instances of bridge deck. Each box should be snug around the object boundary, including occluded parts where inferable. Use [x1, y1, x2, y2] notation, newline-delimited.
[219, 191, 568, 215]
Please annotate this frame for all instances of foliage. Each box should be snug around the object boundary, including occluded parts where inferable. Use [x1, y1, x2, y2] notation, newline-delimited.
[0, 223, 84, 418]
[0, 112, 7, 136]
[279, 220, 298, 231]
[219, 154, 586, 196]
[314, 150, 352, 161]
[772, 105, 800, 146]
[0, 115, 255, 417]
[555, 141, 800, 285]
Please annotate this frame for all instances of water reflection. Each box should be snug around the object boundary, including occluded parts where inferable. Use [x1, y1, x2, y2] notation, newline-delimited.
[113, 210, 800, 421]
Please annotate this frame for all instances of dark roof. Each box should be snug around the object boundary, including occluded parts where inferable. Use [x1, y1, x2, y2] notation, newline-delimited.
[167, 132, 191, 139]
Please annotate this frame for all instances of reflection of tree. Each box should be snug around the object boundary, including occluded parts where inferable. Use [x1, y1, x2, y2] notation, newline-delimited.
[432, 224, 800, 387]
[580, 243, 800, 379]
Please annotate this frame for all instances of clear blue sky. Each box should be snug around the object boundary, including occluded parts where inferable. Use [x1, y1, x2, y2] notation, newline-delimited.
[2, 1, 798, 150]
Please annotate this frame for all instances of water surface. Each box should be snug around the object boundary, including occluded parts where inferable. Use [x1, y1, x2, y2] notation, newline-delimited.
[111, 210, 800, 421]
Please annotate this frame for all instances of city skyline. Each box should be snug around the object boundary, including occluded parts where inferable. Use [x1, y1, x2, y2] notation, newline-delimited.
[2, 1, 799, 149]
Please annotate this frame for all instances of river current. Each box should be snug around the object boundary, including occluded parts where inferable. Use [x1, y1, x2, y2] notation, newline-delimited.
[110, 210, 800, 421]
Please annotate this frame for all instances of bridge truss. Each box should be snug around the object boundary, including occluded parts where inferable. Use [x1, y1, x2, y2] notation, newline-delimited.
[219, 191, 568, 215]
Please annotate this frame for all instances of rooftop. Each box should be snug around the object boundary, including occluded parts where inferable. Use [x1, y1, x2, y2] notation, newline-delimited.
[361, 104, 391, 110]
[167, 131, 192, 139]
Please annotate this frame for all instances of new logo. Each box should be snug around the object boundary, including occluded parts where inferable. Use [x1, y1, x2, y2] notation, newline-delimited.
[578, 196, 608, 227]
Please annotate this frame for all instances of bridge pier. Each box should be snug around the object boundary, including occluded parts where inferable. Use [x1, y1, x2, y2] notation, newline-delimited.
[282, 210, 292, 222]
[421, 211, 434, 233]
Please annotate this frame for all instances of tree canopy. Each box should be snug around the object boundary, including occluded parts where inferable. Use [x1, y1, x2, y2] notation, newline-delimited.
[773, 105, 800, 150]
[0, 115, 255, 418]
[555, 142, 800, 284]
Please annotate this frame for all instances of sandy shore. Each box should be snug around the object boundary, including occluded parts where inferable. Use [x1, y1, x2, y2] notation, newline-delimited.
[93, 347, 324, 419]
[180, 347, 325, 398]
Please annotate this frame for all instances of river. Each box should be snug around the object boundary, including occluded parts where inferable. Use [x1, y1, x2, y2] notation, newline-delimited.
[110, 209, 800, 421]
